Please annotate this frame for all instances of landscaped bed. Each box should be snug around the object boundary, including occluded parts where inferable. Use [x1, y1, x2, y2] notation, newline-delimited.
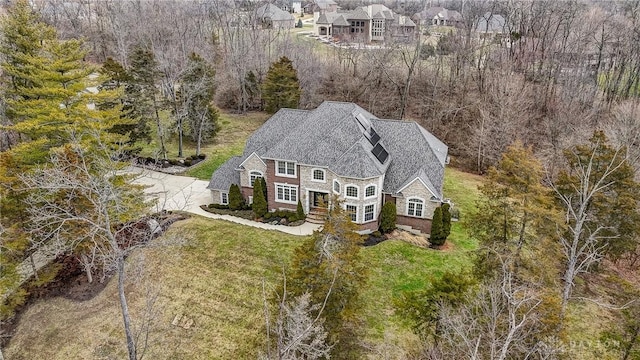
[199, 204, 306, 226]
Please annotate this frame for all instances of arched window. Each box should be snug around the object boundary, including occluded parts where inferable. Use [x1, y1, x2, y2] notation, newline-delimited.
[407, 198, 424, 217]
[312, 168, 326, 182]
[333, 179, 341, 194]
[250, 171, 263, 187]
[345, 185, 359, 199]
[365, 185, 376, 198]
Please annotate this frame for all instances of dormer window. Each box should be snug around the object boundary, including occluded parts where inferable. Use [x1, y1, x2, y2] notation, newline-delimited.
[346, 185, 359, 199]
[312, 168, 326, 182]
[276, 161, 296, 177]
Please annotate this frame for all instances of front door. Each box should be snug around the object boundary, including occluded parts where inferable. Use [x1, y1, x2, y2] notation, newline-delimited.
[312, 191, 328, 208]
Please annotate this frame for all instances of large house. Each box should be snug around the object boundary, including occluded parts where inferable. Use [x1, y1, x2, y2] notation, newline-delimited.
[313, 4, 416, 43]
[255, 3, 296, 29]
[413, 6, 463, 28]
[207, 101, 448, 234]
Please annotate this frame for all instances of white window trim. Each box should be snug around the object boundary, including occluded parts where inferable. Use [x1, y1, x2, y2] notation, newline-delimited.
[221, 192, 229, 205]
[406, 197, 425, 218]
[344, 203, 359, 223]
[311, 168, 326, 183]
[333, 179, 341, 194]
[364, 184, 377, 199]
[276, 161, 297, 178]
[364, 203, 376, 222]
[249, 170, 263, 188]
[274, 183, 299, 204]
[345, 184, 359, 199]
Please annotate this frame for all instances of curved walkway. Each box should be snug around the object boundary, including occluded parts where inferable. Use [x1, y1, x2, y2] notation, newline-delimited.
[129, 168, 321, 236]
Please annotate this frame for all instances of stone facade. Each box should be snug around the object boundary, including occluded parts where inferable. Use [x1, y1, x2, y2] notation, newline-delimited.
[211, 189, 224, 204]
[239, 153, 267, 188]
[396, 179, 439, 220]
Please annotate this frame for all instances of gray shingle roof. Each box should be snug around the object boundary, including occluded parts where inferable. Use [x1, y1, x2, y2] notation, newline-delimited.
[209, 101, 448, 199]
[243, 109, 310, 157]
[261, 102, 384, 178]
[207, 156, 242, 191]
[475, 13, 506, 33]
[256, 3, 295, 22]
[332, 15, 350, 26]
[372, 119, 447, 197]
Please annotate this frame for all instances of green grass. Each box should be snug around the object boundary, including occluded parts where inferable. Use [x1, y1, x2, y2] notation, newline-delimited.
[5, 165, 484, 358]
[134, 110, 268, 180]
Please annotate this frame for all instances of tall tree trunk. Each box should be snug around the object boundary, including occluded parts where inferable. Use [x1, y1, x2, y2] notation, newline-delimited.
[29, 254, 38, 282]
[152, 98, 167, 160]
[81, 253, 93, 284]
[117, 256, 136, 360]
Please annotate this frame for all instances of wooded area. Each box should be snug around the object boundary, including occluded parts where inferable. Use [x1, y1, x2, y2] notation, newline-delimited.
[0, 0, 639, 359]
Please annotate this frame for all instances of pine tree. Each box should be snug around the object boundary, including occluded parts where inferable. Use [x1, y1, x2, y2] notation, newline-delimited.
[430, 207, 445, 247]
[252, 179, 267, 218]
[286, 203, 368, 358]
[99, 57, 146, 149]
[260, 177, 268, 202]
[228, 184, 244, 210]
[127, 46, 167, 159]
[379, 202, 397, 234]
[296, 199, 305, 220]
[469, 141, 557, 277]
[441, 203, 451, 238]
[178, 53, 218, 157]
[262, 56, 301, 114]
[0, 0, 55, 96]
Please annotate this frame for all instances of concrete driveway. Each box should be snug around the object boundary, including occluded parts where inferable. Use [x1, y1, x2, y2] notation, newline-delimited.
[130, 168, 320, 236]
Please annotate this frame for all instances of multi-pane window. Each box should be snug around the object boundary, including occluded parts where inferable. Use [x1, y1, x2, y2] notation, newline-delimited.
[350, 20, 365, 33]
[372, 19, 384, 37]
[364, 204, 375, 221]
[276, 161, 296, 176]
[276, 184, 298, 204]
[221, 192, 229, 205]
[312, 169, 325, 181]
[365, 185, 376, 198]
[346, 205, 357, 222]
[250, 171, 263, 187]
[346, 185, 358, 198]
[407, 198, 424, 217]
[333, 180, 341, 194]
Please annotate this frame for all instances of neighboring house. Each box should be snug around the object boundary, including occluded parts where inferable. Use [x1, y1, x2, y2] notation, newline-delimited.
[413, 6, 463, 28]
[474, 12, 506, 38]
[309, 0, 338, 14]
[207, 101, 448, 234]
[314, 4, 415, 43]
[275, 0, 302, 14]
[256, 3, 296, 29]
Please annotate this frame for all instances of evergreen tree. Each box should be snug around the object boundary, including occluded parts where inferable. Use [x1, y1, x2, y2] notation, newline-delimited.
[178, 52, 218, 157]
[127, 46, 167, 159]
[0, 0, 55, 96]
[441, 203, 452, 238]
[379, 202, 397, 234]
[469, 141, 557, 279]
[260, 177, 268, 202]
[286, 203, 368, 358]
[228, 184, 244, 210]
[430, 207, 445, 247]
[262, 56, 300, 114]
[296, 199, 305, 220]
[99, 57, 146, 149]
[252, 179, 267, 218]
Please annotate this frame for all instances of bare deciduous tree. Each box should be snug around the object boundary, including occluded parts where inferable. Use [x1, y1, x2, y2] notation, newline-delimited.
[20, 139, 180, 360]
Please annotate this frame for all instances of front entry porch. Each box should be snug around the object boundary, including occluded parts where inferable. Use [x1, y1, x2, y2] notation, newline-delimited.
[307, 191, 329, 224]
